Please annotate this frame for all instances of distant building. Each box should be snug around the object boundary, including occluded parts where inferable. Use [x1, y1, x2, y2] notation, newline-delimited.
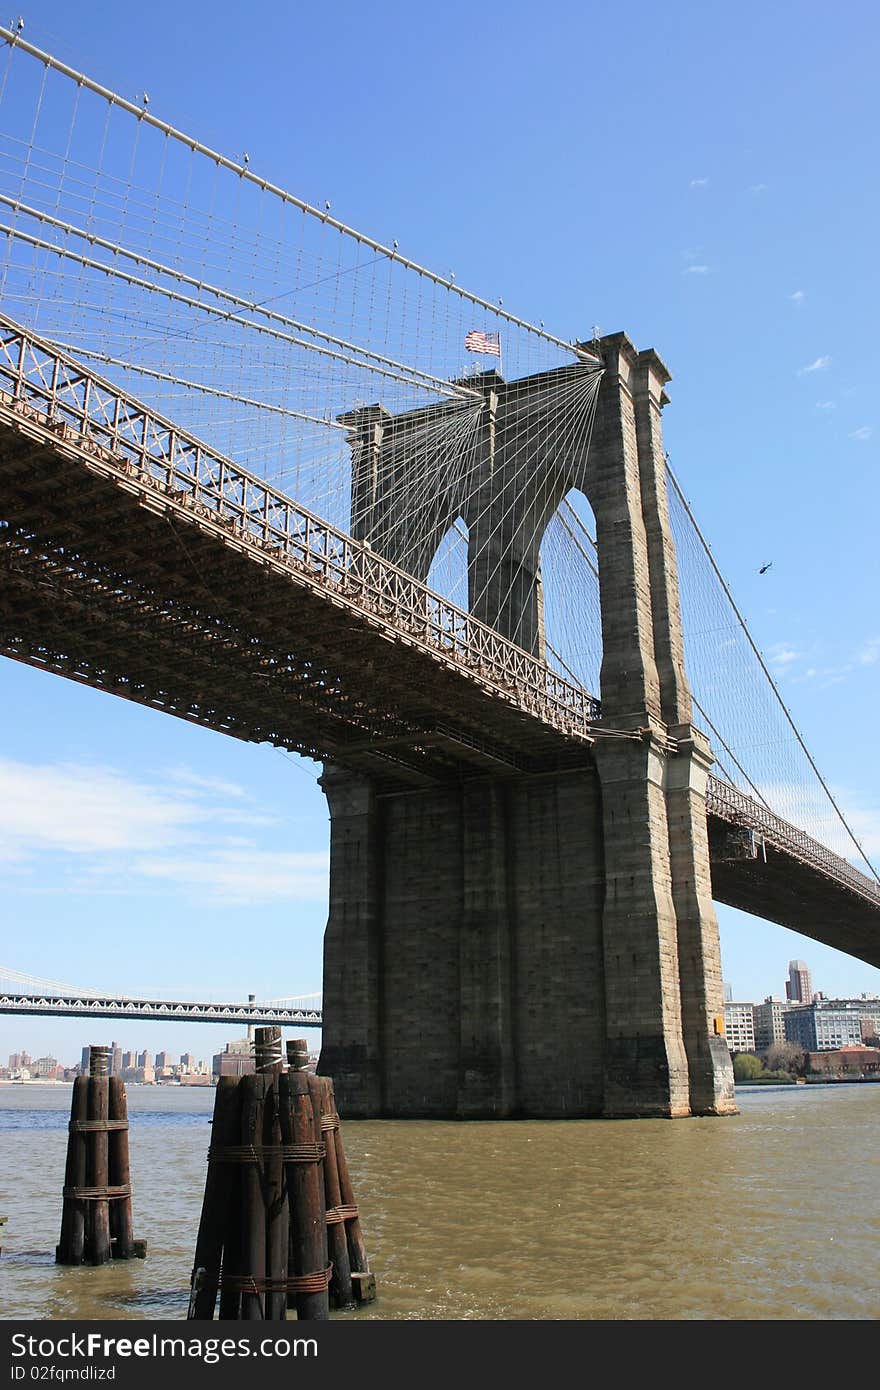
[805, 1045, 880, 1077]
[786, 960, 813, 1005]
[784, 1003, 863, 1051]
[109, 1042, 122, 1076]
[154, 1051, 172, 1078]
[81, 1046, 90, 1075]
[213, 1038, 255, 1079]
[724, 1001, 755, 1054]
[753, 997, 789, 1052]
[723, 981, 733, 1003]
[819, 998, 880, 1043]
[122, 1061, 155, 1084]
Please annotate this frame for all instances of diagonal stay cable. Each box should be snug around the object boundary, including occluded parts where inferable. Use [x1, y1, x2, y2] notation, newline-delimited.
[665, 456, 879, 883]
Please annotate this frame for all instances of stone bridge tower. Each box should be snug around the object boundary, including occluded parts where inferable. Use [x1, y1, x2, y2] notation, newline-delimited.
[318, 333, 736, 1119]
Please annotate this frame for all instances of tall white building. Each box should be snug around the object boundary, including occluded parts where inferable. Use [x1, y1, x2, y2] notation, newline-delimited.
[724, 1001, 755, 1054]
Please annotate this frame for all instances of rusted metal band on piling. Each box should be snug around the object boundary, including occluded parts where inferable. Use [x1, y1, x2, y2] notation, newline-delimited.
[206, 1143, 326, 1164]
[254, 1027, 284, 1073]
[201, 1266, 333, 1294]
[325, 1204, 359, 1225]
[62, 1184, 131, 1201]
[87, 1046, 111, 1077]
[68, 1119, 128, 1132]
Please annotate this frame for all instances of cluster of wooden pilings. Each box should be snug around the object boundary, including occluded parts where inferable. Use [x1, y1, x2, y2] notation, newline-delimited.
[188, 1030, 375, 1321]
[56, 1045, 146, 1266]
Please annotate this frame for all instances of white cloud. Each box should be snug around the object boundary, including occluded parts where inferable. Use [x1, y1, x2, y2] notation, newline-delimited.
[849, 425, 873, 441]
[858, 637, 880, 666]
[766, 644, 802, 671]
[684, 264, 711, 275]
[797, 665, 850, 687]
[689, 177, 709, 189]
[790, 289, 805, 305]
[0, 757, 328, 905]
[165, 767, 249, 799]
[749, 183, 768, 194]
[135, 850, 328, 905]
[779, 634, 880, 689]
[798, 356, 831, 374]
[815, 400, 836, 411]
[0, 758, 199, 855]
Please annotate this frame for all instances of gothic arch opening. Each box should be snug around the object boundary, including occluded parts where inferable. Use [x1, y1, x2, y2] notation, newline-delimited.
[539, 488, 602, 700]
[426, 515, 469, 613]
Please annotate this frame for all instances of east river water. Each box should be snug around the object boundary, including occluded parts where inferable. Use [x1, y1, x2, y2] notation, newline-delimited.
[1, 1081, 877, 1321]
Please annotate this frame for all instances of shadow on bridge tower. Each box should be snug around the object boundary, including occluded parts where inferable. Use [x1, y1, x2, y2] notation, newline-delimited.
[318, 333, 736, 1119]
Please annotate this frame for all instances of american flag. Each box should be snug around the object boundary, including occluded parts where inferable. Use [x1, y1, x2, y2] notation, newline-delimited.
[464, 329, 501, 356]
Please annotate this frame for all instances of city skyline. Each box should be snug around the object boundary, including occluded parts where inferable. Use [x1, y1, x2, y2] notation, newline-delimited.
[6, 957, 880, 1064]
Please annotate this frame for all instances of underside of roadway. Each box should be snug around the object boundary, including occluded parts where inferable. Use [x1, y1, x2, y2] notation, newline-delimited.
[708, 828, 880, 971]
[1, 418, 878, 971]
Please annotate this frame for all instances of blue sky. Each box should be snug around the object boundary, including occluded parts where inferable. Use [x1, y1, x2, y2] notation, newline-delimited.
[1, 0, 878, 1064]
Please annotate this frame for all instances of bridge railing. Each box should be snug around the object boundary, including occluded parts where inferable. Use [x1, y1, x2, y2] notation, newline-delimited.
[707, 777, 880, 905]
[0, 314, 600, 742]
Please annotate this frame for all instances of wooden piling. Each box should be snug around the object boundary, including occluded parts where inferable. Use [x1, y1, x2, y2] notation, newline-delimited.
[84, 1047, 112, 1266]
[189, 1076, 242, 1319]
[285, 1038, 308, 1313]
[280, 1067, 330, 1321]
[239, 1072, 268, 1319]
[217, 1170, 243, 1322]
[286, 1037, 310, 1072]
[56, 1074, 89, 1265]
[316, 1075, 354, 1310]
[327, 1078, 376, 1303]
[57, 1048, 143, 1268]
[107, 1077, 137, 1259]
[188, 1052, 373, 1320]
[256, 1028, 288, 1322]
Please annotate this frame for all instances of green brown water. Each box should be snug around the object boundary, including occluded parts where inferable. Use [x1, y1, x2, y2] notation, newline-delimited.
[1, 1082, 878, 1320]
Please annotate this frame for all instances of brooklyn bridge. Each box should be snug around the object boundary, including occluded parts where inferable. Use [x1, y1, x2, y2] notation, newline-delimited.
[0, 25, 876, 1121]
